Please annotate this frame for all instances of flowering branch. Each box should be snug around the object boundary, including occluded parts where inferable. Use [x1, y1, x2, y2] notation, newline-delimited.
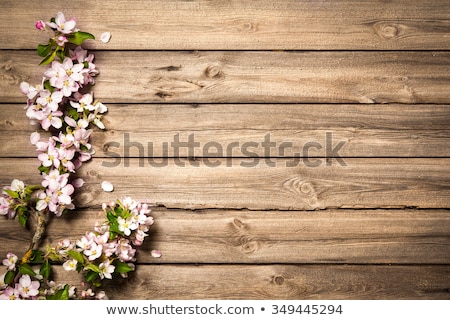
[0, 12, 156, 300]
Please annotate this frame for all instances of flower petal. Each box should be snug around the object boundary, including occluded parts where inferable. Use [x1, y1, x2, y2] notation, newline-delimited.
[151, 250, 162, 258]
[100, 32, 111, 43]
[101, 181, 114, 192]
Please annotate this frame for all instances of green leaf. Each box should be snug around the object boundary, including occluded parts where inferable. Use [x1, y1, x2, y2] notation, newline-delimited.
[4, 189, 19, 199]
[67, 31, 95, 45]
[67, 107, 80, 121]
[40, 260, 51, 279]
[24, 185, 44, 196]
[56, 48, 66, 62]
[68, 250, 85, 264]
[84, 263, 101, 274]
[47, 284, 70, 300]
[38, 164, 51, 175]
[19, 263, 36, 276]
[4, 270, 15, 285]
[114, 260, 134, 274]
[18, 210, 29, 228]
[85, 270, 99, 283]
[30, 250, 44, 263]
[43, 80, 54, 93]
[39, 50, 57, 66]
[37, 43, 52, 57]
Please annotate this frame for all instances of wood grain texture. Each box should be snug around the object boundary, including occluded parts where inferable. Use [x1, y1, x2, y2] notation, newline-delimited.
[1, 0, 449, 301]
[1, 0, 450, 50]
[0, 158, 449, 210]
[1, 104, 450, 158]
[37, 264, 450, 299]
[2, 51, 450, 104]
[1, 208, 449, 264]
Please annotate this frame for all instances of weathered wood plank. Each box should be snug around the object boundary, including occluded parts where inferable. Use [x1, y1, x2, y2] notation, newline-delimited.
[2, 51, 450, 104]
[1, 209, 449, 264]
[41, 264, 450, 299]
[1, 0, 450, 50]
[2, 104, 450, 158]
[0, 158, 449, 210]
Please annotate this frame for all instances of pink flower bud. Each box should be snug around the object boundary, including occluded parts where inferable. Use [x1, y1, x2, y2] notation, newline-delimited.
[35, 20, 45, 30]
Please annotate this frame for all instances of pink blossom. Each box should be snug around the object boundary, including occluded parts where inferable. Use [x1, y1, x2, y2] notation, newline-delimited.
[98, 259, 115, 279]
[45, 60, 65, 88]
[36, 89, 63, 111]
[36, 189, 55, 211]
[56, 35, 68, 46]
[70, 93, 95, 112]
[20, 80, 44, 100]
[17, 274, 40, 298]
[63, 259, 78, 271]
[37, 139, 60, 167]
[56, 132, 75, 149]
[46, 12, 77, 34]
[61, 76, 80, 97]
[41, 109, 63, 130]
[2, 253, 18, 270]
[53, 181, 74, 205]
[73, 128, 92, 150]
[59, 148, 76, 172]
[0, 286, 20, 300]
[0, 196, 15, 218]
[84, 242, 102, 261]
[42, 169, 69, 192]
[62, 57, 84, 83]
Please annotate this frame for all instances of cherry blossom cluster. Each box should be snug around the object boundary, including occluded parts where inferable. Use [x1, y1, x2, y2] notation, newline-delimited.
[0, 12, 158, 300]
[0, 197, 156, 300]
[17, 13, 107, 217]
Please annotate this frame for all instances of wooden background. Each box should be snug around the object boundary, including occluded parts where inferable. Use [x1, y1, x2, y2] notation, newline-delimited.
[1, 0, 450, 299]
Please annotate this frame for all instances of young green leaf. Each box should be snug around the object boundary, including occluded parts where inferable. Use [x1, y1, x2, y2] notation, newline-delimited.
[19, 263, 36, 276]
[3, 189, 19, 199]
[18, 210, 29, 228]
[56, 48, 66, 62]
[114, 260, 134, 274]
[85, 270, 100, 283]
[68, 250, 85, 264]
[68, 31, 95, 45]
[84, 263, 101, 274]
[37, 43, 52, 57]
[39, 50, 57, 66]
[30, 250, 44, 263]
[4, 270, 15, 285]
[47, 284, 70, 300]
[40, 260, 51, 279]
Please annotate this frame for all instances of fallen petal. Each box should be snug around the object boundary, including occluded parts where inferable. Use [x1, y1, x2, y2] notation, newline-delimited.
[100, 32, 111, 43]
[151, 250, 162, 258]
[101, 181, 114, 192]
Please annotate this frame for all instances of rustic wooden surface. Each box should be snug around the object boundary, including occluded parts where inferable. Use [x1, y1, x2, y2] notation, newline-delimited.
[0, 0, 449, 299]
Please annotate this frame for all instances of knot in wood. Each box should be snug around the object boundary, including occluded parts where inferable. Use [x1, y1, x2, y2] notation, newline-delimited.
[241, 240, 259, 253]
[88, 169, 98, 177]
[204, 65, 224, 79]
[274, 276, 284, 285]
[372, 22, 402, 40]
[381, 25, 399, 38]
[1, 60, 13, 71]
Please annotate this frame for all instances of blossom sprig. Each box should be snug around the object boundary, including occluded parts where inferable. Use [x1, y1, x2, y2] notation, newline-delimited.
[0, 197, 156, 300]
[35, 12, 95, 66]
[10, 11, 108, 220]
[1, 13, 159, 300]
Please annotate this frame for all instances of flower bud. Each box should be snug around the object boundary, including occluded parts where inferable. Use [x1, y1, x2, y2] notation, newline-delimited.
[35, 20, 45, 30]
